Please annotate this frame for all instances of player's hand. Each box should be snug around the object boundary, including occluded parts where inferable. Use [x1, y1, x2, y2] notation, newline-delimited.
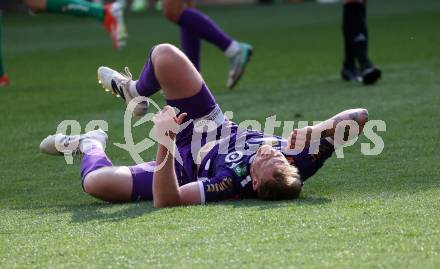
[286, 127, 314, 152]
[152, 106, 187, 145]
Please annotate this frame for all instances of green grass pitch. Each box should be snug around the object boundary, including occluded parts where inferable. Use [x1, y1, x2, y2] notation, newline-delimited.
[1, 0, 440, 267]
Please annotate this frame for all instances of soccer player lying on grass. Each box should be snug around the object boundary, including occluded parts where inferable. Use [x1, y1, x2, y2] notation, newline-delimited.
[40, 43, 368, 207]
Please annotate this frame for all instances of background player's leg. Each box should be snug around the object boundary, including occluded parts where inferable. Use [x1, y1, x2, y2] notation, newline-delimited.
[341, 2, 359, 82]
[162, 0, 234, 68]
[162, 0, 200, 68]
[0, 16, 9, 87]
[180, 25, 201, 71]
[343, 1, 371, 70]
[24, 0, 126, 50]
[342, 0, 381, 84]
[25, 0, 105, 19]
[161, 0, 252, 88]
[0, 18, 4, 76]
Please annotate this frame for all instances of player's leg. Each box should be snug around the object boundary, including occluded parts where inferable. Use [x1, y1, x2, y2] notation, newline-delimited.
[0, 16, 9, 87]
[97, 43, 203, 117]
[25, 0, 105, 19]
[82, 157, 156, 202]
[98, 43, 224, 146]
[138, 44, 228, 155]
[145, 43, 228, 167]
[98, 43, 203, 103]
[162, 0, 252, 88]
[98, 44, 227, 189]
[139, 43, 221, 120]
[342, 0, 381, 84]
[39, 129, 155, 202]
[81, 156, 133, 202]
[150, 43, 204, 100]
[24, 0, 127, 50]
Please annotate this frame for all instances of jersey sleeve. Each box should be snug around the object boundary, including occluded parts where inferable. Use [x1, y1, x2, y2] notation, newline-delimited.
[197, 171, 239, 204]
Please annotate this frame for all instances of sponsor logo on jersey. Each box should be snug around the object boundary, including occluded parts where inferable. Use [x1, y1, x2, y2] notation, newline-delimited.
[225, 151, 244, 164]
[233, 163, 248, 177]
[205, 177, 233, 193]
[240, 176, 252, 187]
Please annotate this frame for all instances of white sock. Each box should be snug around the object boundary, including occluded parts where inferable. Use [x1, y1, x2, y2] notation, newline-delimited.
[128, 80, 140, 98]
[224, 41, 241, 58]
[80, 138, 104, 154]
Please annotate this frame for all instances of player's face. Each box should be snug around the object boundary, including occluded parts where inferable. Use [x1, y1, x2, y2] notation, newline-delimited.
[251, 145, 289, 190]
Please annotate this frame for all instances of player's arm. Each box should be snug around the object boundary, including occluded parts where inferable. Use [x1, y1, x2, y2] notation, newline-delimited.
[314, 108, 369, 140]
[153, 143, 201, 208]
[152, 106, 201, 208]
[287, 108, 368, 149]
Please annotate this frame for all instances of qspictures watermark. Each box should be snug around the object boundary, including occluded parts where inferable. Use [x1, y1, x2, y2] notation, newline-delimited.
[54, 97, 386, 167]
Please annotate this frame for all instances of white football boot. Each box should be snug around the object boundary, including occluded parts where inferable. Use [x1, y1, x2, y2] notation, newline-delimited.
[40, 129, 108, 156]
[97, 66, 149, 116]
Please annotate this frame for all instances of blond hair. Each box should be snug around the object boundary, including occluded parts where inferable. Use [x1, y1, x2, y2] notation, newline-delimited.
[257, 164, 302, 200]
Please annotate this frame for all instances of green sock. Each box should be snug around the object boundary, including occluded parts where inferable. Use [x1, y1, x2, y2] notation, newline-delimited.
[0, 17, 5, 77]
[45, 0, 105, 21]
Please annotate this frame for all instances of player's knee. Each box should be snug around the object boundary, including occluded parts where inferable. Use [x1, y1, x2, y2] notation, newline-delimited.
[82, 171, 105, 197]
[153, 43, 179, 56]
[152, 43, 182, 69]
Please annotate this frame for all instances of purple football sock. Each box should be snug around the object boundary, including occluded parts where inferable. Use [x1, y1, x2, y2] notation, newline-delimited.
[135, 47, 162, 97]
[80, 147, 113, 189]
[166, 83, 216, 120]
[180, 27, 201, 70]
[178, 8, 233, 52]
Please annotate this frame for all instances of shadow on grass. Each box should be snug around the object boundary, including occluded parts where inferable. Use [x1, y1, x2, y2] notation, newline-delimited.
[218, 196, 332, 210]
[9, 201, 154, 223]
[68, 196, 331, 222]
[9, 196, 331, 224]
